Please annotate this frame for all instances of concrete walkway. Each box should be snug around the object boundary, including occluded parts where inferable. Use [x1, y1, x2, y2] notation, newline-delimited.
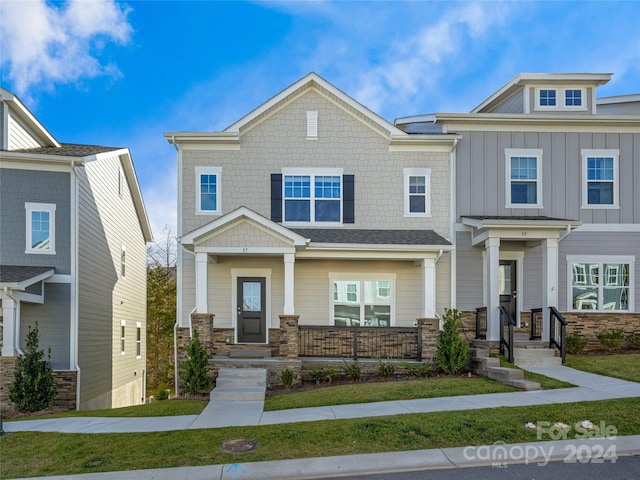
[4, 366, 639, 480]
[5, 365, 640, 434]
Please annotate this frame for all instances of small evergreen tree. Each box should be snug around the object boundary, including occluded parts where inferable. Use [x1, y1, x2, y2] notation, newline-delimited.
[435, 308, 470, 375]
[180, 329, 212, 395]
[9, 322, 57, 412]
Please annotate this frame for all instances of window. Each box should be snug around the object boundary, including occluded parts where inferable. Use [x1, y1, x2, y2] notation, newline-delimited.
[136, 322, 142, 358]
[568, 257, 633, 311]
[120, 246, 126, 278]
[535, 87, 587, 111]
[331, 275, 394, 327]
[282, 168, 342, 223]
[403, 168, 431, 216]
[25, 203, 56, 254]
[582, 149, 619, 208]
[505, 149, 542, 208]
[195, 166, 222, 214]
[120, 320, 126, 354]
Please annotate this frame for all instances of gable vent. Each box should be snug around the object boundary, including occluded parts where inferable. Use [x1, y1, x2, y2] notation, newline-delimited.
[306, 111, 318, 139]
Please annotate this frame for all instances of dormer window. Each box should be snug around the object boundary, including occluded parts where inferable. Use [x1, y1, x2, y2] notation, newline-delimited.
[535, 87, 587, 111]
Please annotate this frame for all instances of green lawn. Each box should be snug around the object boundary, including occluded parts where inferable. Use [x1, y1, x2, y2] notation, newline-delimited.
[566, 354, 640, 383]
[2, 397, 639, 479]
[265, 376, 516, 411]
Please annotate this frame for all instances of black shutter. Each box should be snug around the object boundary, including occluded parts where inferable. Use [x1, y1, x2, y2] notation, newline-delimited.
[271, 174, 283, 222]
[343, 174, 354, 224]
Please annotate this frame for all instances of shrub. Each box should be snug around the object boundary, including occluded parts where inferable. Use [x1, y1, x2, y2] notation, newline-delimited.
[435, 308, 470, 375]
[180, 330, 212, 395]
[154, 385, 170, 401]
[281, 368, 294, 389]
[625, 333, 640, 349]
[324, 366, 338, 383]
[342, 358, 362, 382]
[9, 322, 57, 412]
[401, 361, 433, 378]
[566, 334, 589, 355]
[309, 368, 326, 384]
[375, 357, 396, 377]
[596, 329, 625, 351]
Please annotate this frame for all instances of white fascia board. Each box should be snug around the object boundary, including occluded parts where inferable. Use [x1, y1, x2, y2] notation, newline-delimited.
[194, 246, 296, 255]
[302, 243, 453, 253]
[464, 218, 581, 229]
[388, 134, 461, 152]
[0, 151, 81, 166]
[180, 207, 307, 247]
[297, 250, 446, 260]
[597, 94, 640, 105]
[0, 268, 55, 291]
[163, 132, 240, 149]
[223, 72, 405, 137]
[0, 87, 60, 147]
[394, 113, 437, 125]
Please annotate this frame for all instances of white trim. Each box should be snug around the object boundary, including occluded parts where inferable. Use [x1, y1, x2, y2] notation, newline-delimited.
[120, 320, 126, 355]
[566, 255, 635, 312]
[575, 224, 640, 232]
[481, 250, 524, 326]
[120, 244, 127, 279]
[195, 166, 222, 215]
[505, 148, 543, 209]
[231, 268, 272, 344]
[581, 149, 619, 209]
[136, 322, 142, 359]
[25, 202, 56, 254]
[534, 87, 588, 112]
[403, 168, 431, 217]
[329, 273, 397, 327]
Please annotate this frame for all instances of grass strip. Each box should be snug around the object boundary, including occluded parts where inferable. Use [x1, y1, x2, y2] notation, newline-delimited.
[265, 376, 516, 411]
[2, 397, 639, 479]
[565, 354, 640, 383]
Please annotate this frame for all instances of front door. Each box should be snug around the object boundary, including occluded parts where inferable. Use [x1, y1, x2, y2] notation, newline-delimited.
[499, 260, 517, 323]
[237, 277, 266, 343]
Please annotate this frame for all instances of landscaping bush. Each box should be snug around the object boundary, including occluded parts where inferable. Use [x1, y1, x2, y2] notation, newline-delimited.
[342, 358, 362, 382]
[180, 330, 212, 395]
[9, 322, 57, 412]
[280, 368, 294, 389]
[400, 361, 434, 378]
[309, 366, 337, 384]
[626, 333, 640, 349]
[154, 385, 170, 401]
[435, 308, 470, 375]
[566, 333, 589, 355]
[596, 329, 625, 351]
[375, 357, 396, 377]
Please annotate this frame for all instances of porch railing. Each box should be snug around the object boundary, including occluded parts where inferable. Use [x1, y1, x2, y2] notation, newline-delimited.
[499, 306, 516, 364]
[298, 325, 419, 360]
[549, 307, 567, 364]
[475, 307, 488, 339]
[530, 308, 543, 340]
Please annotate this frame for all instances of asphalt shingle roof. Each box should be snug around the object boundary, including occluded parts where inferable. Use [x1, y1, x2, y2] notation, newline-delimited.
[0, 265, 55, 284]
[9, 143, 122, 157]
[290, 229, 451, 246]
[462, 215, 575, 222]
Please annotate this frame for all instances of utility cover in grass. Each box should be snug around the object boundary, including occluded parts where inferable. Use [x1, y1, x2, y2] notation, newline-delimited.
[221, 439, 258, 453]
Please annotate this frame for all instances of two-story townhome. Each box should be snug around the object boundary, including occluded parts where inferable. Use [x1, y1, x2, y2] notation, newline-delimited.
[165, 73, 458, 373]
[397, 73, 640, 345]
[0, 87, 152, 410]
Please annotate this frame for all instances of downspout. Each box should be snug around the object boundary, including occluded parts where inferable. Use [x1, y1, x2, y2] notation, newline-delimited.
[558, 224, 573, 243]
[71, 160, 81, 410]
[449, 138, 458, 310]
[3, 287, 23, 356]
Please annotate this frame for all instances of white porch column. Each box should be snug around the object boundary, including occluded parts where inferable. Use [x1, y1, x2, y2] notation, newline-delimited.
[195, 252, 209, 314]
[1, 295, 17, 356]
[283, 253, 295, 315]
[422, 258, 437, 318]
[542, 238, 559, 343]
[485, 237, 501, 341]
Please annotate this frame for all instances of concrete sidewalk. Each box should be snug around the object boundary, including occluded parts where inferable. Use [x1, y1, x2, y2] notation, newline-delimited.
[5, 365, 640, 434]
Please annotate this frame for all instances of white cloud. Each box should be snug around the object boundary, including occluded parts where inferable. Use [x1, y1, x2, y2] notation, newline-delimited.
[0, 0, 132, 95]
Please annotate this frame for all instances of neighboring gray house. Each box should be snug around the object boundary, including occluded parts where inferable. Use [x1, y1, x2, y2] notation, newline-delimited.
[165, 73, 457, 359]
[0, 87, 152, 410]
[397, 73, 640, 343]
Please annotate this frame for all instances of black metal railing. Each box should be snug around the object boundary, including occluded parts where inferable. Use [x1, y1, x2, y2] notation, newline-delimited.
[499, 306, 516, 363]
[298, 325, 419, 360]
[549, 306, 567, 364]
[475, 307, 488, 339]
[530, 308, 543, 340]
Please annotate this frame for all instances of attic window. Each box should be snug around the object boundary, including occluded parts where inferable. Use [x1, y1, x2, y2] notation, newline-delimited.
[306, 111, 318, 139]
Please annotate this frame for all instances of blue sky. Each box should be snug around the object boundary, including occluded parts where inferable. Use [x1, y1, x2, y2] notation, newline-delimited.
[2, 0, 639, 240]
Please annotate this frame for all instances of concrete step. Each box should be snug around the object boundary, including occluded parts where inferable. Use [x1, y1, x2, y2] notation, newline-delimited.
[514, 332, 530, 342]
[210, 386, 266, 402]
[487, 366, 524, 382]
[217, 367, 268, 381]
[216, 375, 267, 388]
[502, 379, 542, 391]
[514, 347, 562, 367]
[514, 356, 562, 367]
[229, 349, 272, 358]
[514, 348, 557, 357]
[469, 356, 500, 375]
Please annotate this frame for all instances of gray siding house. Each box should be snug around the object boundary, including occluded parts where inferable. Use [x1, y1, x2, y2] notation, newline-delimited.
[165, 73, 458, 375]
[397, 73, 640, 343]
[0, 87, 152, 410]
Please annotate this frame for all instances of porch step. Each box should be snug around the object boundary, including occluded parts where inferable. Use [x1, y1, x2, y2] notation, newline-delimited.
[229, 349, 272, 359]
[514, 332, 530, 342]
[502, 378, 542, 391]
[210, 367, 268, 402]
[467, 348, 541, 391]
[487, 366, 525, 382]
[514, 347, 562, 367]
